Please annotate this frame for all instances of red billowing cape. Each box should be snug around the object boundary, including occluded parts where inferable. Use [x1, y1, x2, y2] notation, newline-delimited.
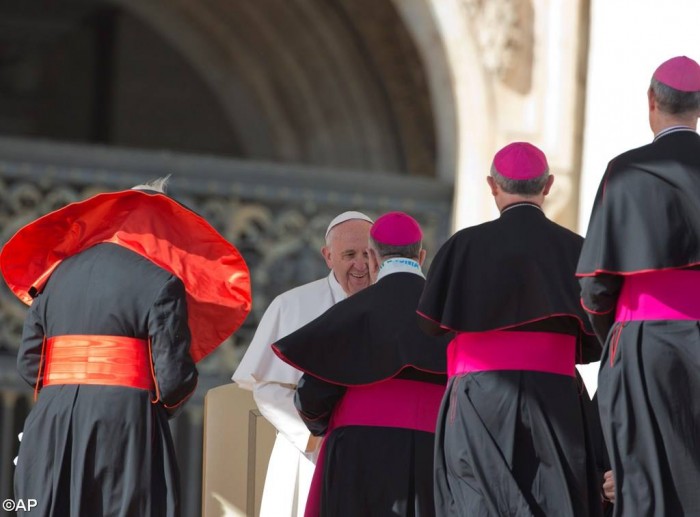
[0, 189, 252, 363]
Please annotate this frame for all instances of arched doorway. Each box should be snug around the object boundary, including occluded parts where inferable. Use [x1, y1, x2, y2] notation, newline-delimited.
[1, 0, 445, 177]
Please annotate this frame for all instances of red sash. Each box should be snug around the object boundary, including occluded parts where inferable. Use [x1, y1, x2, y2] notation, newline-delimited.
[43, 335, 155, 391]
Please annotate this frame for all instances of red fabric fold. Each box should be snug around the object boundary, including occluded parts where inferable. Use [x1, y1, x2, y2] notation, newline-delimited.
[0, 190, 252, 362]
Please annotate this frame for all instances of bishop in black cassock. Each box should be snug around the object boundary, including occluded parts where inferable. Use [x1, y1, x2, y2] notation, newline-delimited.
[418, 142, 603, 517]
[578, 55, 700, 516]
[273, 211, 449, 517]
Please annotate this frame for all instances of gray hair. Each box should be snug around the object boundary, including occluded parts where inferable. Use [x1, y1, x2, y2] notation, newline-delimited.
[489, 166, 549, 196]
[368, 236, 422, 260]
[131, 175, 171, 193]
[650, 78, 700, 115]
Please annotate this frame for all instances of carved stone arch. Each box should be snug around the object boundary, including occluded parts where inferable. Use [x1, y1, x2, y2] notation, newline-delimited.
[111, 0, 279, 160]
[108, 0, 440, 177]
[392, 0, 497, 227]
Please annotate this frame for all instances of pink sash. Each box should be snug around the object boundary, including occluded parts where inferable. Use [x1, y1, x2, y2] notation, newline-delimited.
[448, 330, 576, 378]
[305, 378, 444, 517]
[615, 269, 700, 321]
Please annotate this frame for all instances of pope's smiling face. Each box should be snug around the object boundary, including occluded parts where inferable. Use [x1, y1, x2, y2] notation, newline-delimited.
[322, 219, 372, 296]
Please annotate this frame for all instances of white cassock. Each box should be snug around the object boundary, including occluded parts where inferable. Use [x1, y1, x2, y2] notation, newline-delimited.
[232, 272, 346, 517]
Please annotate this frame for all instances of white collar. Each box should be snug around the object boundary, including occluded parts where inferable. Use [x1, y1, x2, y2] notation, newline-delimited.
[654, 125, 696, 142]
[500, 202, 543, 215]
[376, 257, 425, 282]
[327, 271, 347, 302]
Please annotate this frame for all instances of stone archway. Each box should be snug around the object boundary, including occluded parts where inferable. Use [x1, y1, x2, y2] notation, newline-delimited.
[395, 0, 591, 231]
[392, 0, 496, 227]
[111, 0, 509, 228]
[113, 0, 440, 177]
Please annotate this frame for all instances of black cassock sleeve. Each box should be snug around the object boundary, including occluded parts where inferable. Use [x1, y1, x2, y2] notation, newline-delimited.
[148, 275, 198, 415]
[294, 373, 346, 436]
[416, 313, 449, 336]
[18, 293, 47, 388]
[579, 274, 623, 344]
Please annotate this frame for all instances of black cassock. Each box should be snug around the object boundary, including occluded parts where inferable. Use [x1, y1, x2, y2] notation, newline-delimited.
[273, 272, 449, 517]
[14, 243, 195, 517]
[418, 203, 603, 517]
[578, 128, 700, 516]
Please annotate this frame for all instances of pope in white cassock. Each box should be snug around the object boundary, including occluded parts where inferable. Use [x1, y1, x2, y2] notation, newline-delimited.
[232, 211, 373, 517]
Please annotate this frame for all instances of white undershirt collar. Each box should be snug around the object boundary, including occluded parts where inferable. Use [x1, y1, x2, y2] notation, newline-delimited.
[500, 202, 543, 215]
[328, 271, 347, 302]
[376, 257, 425, 282]
[654, 125, 696, 142]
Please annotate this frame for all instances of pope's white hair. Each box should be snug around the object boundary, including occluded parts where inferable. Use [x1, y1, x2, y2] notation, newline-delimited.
[131, 174, 171, 193]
